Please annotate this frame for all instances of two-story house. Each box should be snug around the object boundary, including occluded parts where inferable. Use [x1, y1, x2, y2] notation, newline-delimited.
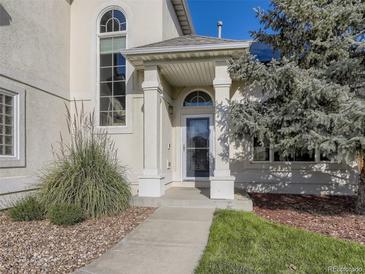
[0, 0, 357, 207]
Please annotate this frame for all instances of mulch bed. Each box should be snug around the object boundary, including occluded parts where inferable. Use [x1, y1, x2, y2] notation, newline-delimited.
[0, 207, 155, 274]
[251, 193, 365, 245]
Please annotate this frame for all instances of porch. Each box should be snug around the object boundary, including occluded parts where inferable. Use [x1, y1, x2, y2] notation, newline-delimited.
[131, 187, 253, 211]
[124, 35, 251, 200]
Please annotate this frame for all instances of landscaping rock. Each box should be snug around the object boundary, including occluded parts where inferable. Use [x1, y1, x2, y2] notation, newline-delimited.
[0, 207, 155, 273]
[252, 194, 365, 245]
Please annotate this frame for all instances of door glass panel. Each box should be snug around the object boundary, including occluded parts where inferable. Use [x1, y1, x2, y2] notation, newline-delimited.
[187, 118, 209, 148]
[186, 118, 210, 178]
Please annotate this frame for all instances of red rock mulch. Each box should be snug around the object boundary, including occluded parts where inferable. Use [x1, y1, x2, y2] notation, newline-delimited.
[251, 193, 365, 245]
[0, 207, 155, 274]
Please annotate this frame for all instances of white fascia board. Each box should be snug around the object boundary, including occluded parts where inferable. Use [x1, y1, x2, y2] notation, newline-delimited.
[182, 0, 195, 34]
[123, 41, 252, 56]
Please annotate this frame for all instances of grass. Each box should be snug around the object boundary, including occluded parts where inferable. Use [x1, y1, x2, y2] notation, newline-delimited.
[196, 210, 365, 274]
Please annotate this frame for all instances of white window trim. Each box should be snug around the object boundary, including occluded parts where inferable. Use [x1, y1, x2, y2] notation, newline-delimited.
[251, 142, 326, 164]
[0, 82, 25, 168]
[182, 89, 214, 108]
[96, 6, 133, 134]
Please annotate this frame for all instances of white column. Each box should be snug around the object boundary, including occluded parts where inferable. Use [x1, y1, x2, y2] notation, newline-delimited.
[211, 60, 235, 200]
[138, 65, 165, 197]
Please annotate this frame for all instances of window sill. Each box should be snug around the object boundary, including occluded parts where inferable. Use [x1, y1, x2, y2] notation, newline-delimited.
[251, 161, 318, 164]
[0, 156, 26, 168]
[96, 125, 133, 135]
[250, 160, 341, 166]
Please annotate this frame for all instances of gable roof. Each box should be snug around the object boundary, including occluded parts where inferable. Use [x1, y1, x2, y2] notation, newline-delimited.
[126, 35, 251, 55]
[136, 35, 247, 48]
[171, 0, 195, 35]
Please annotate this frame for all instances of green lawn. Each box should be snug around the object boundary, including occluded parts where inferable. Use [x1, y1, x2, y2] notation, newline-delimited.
[196, 210, 365, 274]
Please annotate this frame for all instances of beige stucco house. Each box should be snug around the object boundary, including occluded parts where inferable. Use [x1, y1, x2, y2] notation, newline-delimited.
[0, 0, 357, 206]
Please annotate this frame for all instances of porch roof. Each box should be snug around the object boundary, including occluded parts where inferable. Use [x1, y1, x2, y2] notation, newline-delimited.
[123, 35, 251, 67]
[123, 35, 251, 87]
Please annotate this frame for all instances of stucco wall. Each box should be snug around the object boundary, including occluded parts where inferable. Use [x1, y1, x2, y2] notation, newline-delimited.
[0, 1, 70, 194]
[163, 83, 357, 196]
[70, 0, 175, 102]
[162, 0, 182, 39]
[229, 81, 358, 195]
[69, 0, 182, 191]
[160, 77, 174, 186]
[0, 0, 70, 99]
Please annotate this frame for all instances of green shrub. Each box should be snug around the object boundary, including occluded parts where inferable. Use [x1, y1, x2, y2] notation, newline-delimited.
[48, 204, 84, 226]
[8, 196, 46, 221]
[39, 104, 131, 218]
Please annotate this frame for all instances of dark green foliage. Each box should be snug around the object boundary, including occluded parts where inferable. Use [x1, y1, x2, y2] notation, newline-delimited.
[8, 196, 46, 221]
[196, 211, 365, 274]
[228, 0, 365, 212]
[229, 56, 349, 159]
[48, 204, 84, 226]
[39, 103, 131, 218]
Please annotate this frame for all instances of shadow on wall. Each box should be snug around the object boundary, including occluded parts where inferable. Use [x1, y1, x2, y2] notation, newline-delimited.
[0, 4, 11, 26]
[208, 94, 358, 196]
[213, 101, 358, 196]
[230, 158, 358, 196]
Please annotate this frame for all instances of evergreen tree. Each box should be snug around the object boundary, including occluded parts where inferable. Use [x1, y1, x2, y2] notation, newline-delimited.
[229, 0, 365, 213]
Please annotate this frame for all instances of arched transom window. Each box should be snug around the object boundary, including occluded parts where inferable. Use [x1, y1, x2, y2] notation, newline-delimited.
[98, 9, 127, 126]
[183, 91, 213, 107]
[100, 9, 126, 33]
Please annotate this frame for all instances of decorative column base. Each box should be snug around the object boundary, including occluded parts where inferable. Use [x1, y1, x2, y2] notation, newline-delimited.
[138, 176, 165, 197]
[210, 176, 235, 200]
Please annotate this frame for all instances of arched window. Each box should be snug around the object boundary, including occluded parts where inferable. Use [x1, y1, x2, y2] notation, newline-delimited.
[183, 91, 213, 107]
[98, 9, 127, 126]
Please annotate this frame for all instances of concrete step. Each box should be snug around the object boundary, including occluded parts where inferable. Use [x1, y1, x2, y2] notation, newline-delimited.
[130, 188, 253, 211]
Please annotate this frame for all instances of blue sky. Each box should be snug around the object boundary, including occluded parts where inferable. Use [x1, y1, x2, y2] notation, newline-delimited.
[188, 0, 271, 40]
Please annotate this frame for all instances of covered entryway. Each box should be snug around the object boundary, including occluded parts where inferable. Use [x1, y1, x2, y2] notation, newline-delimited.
[123, 35, 250, 200]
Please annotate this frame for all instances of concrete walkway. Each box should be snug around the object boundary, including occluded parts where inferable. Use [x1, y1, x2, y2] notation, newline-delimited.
[131, 187, 253, 211]
[76, 207, 214, 274]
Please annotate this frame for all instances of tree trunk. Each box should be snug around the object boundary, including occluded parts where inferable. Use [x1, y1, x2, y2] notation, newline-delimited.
[356, 158, 365, 214]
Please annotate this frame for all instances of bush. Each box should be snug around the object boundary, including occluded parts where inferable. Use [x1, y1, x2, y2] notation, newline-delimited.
[8, 196, 45, 221]
[48, 204, 84, 226]
[39, 103, 131, 218]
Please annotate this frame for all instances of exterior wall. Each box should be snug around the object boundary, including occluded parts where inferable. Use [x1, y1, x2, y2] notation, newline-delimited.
[229, 81, 358, 195]
[160, 77, 174, 186]
[0, 0, 70, 199]
[70, 0, 180, 103]
[0, 0, 70, 99]
[162, 0, 183, 39]
[162, 82, 357, 196]
[0, 0, 355, 198]
[69, 0, 182, 192]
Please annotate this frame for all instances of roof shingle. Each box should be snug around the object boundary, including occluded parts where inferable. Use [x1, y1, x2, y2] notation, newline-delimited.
[134, 35, 249, 49]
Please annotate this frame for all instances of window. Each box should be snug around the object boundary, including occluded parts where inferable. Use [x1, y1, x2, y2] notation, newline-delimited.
[98, 9, 127, 126]
[100, 10, 126, 33]
[253, 138, 270, 161]
[183, 91, 213, 107]
[274, 149, 315, 162]
[0, 92, 14, 156]
[0, 84, 25, 168]
[253, 140, 316, 162]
